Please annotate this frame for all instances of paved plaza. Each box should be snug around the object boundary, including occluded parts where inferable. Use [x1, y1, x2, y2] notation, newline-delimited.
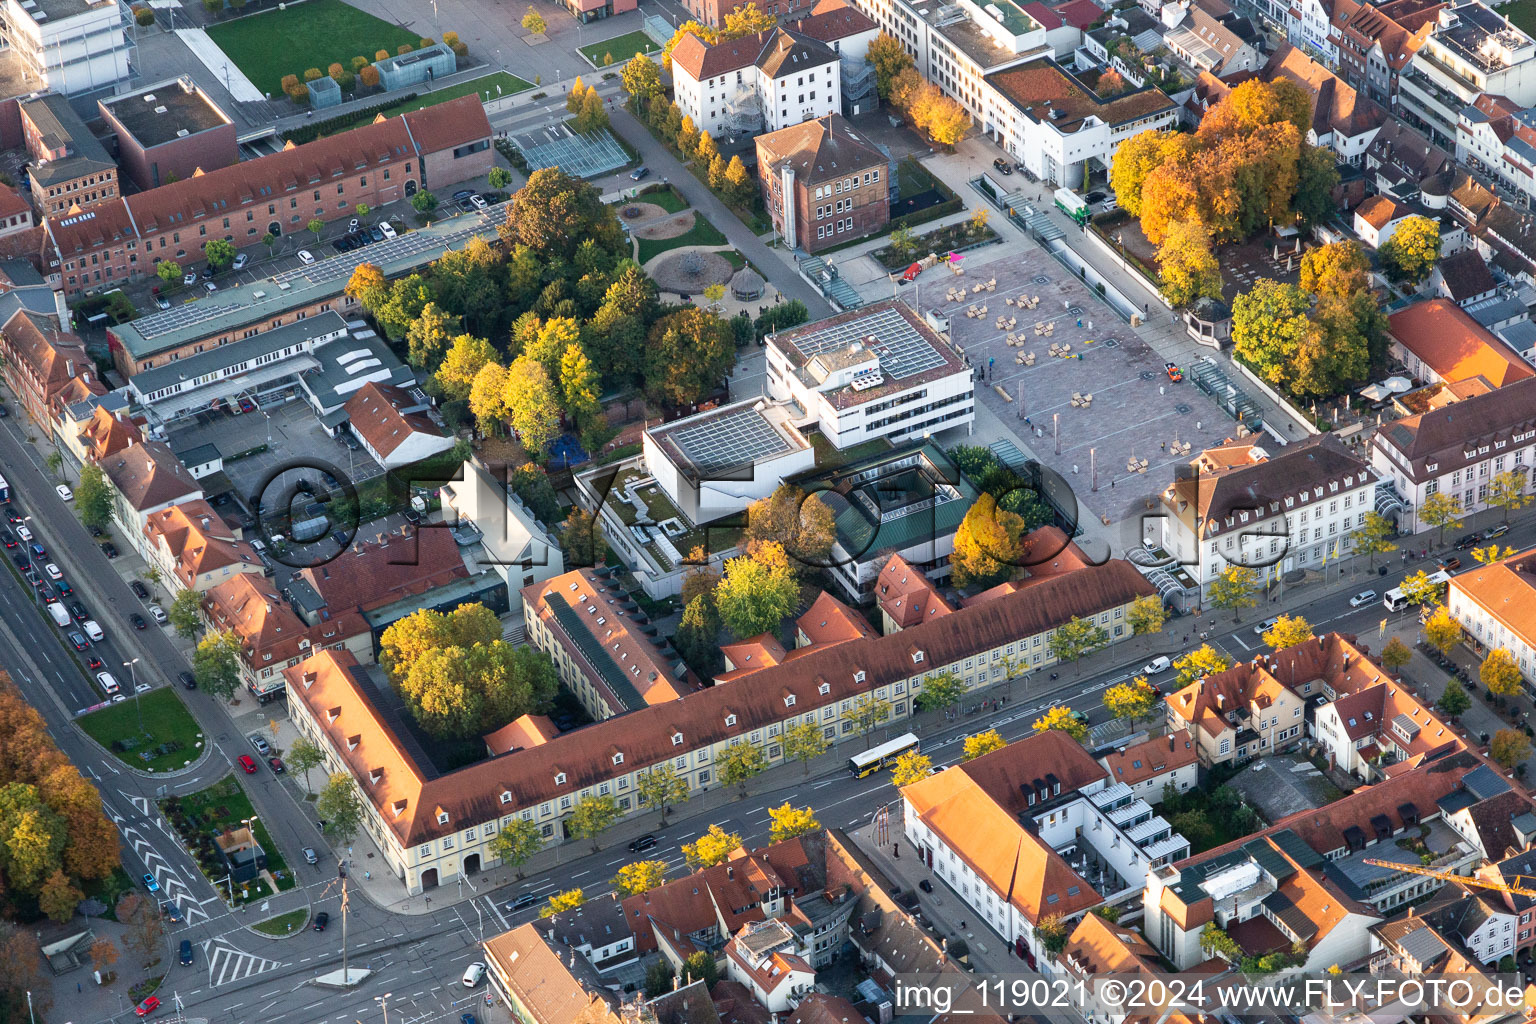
[932, 249, 1246, 523]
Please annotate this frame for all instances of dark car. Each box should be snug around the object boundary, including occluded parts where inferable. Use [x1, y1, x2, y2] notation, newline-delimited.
[130, 580, 149, 599]
[629, 166, 650, 181]
[369, 225, 384, 243]
[88, 524, 104, 537]
[101, 542, 118, 558]
[918, 879, 934, 893]
[1455, 532, 1481, 550]
[9, 553, 25, 569]
[87, 655, 104, 670]
[68, 632, 88, 651]
[56, 578, 72, 596]
[508, 893, 540, 911]
[4, 511, 20, 525]
[314, 912, 329, 932]
[453, 189, 476, 201]
[130, 613, 147, 630]
[201, 265, 215, 280]
[628, 834, 658, 853]
[179, 671, 197, 690]
[268, 757, 286, 773]
[403, 508, 422, 525]
[1085, 190, 1107, 203]
[179, 939, 193, 966]
[992, 157, 1013, 174]
[0, 529, 13, 549]
[462, 1015, 480, 1024]
[69, 601, 87, 622]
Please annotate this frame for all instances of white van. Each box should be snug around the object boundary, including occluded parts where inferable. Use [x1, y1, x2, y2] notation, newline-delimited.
[46, 602, 70, 628]
[95, 672, 120, 696]
[82, 619, 104, 642]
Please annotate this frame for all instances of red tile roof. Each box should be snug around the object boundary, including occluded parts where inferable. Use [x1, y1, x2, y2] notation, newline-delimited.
[1100, 730, 1198, 788]
[144, 498, 261, 587]
[400, 95, 493, 158]
[299, 524, 469, 614]
[793, 0, 877, 39]
[344, 381, 445, 461]
[875, 554, 953, 629]
[1389, 298, 1534, 388]
[100, 440, 201, 512]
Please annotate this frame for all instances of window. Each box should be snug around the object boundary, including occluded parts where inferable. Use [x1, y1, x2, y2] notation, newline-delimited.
[672, 732, 683, 746]
[437, 811, 450, 825]
[725, 713, 737, 727]
[554, 772, 567, 785]
[442, 837, 454, 850]
[612, 752, 624, 765]
[784, 694, 796, 707]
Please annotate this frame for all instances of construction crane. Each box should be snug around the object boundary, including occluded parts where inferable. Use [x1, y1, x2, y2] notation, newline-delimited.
[1363, 858, 1536, 898]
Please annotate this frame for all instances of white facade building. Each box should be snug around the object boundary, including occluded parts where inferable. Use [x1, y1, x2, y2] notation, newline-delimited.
[765, 299, 974, 450]
[1448, 552, 1536, 685]
[669, 27, 842, 139]
[1398, 3, 1536, 148]
[1289, 0, 1341, 64]
[1157, 435, 1378, 595]
[2, 0, 132, 96]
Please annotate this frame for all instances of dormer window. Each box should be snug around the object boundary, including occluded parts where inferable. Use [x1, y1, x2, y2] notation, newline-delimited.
[437, 811, 450, 825]
[853, 670, 866, 684]
[784, 694, 796, 707]
[499, 791, 513, 804]
[555, 772, 567, 785]
[725, 713, 738, 727]
[346, 734, 360, 751]
[912, 650, 924, 664]
[819, 682, 830, 695]
[612, 752, 625, 765]
[369, 768, 383, 785]
[671, 732, 684, 746]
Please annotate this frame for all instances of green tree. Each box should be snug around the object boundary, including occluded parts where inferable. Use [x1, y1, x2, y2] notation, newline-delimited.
[411, 190, 439, 216]
[1437, 677, 1471, 719]
[681, 951, 719, 989]
[890, 750, 933, 787]
[262, 232, 277, 257]
[44, 451, 61, 479]
[405, 302, 461, 370]
[1380, 636, 1413, 677]
[767, 803, 820, 843]
[1482, 647, 1523, 697]
[1379, 215, 1441, 285]
[643, 307, 736, 406]
[1351, 511, 1397, 568]
[644, 960, 676, 997]
[503, 355, 563, 457]
[1035, 914, 1070, 958]
[1209, 566, 1261, 623]
[203, 238, 236, 271]
[1126, 595, 1166, 641]
[636, 765, 690, 825]
[913, 671, 967, 715]
[1231, 279, 1312, 390]
[1488, 470, 1532, 523]
[1103, 677, 1159, 727]
[435, 333, 498, 401]
[1047, 616, 1109, 676]
[1418, 492, 1464, 544]
[316, 773, 365, 845]
[156, 260, 182, 290]
[1424, 605, 1462, 656]
[847, 695, 892, 747]
[489, 818, 544, 879]
[715, 544, 799, 639]
[1173, 644, 1232, 686]
[567, 794, 621, 852]
[612, 860, 667, 896]
[560, 505, 603, 569]
[783, 720, 830, 775]
[963, 729, 1006, 760]
[505, 167, 624, 261]
[673, 593, 721, 677]
[540, 888, 585, 918]
[1491, 728, 1532, 771]
[682, 825, 742, 870]
[286, 736, 327, 795]
[488, 167, 513, 192]
[622, 53, 663, 101]
[1261, 614, 1314, 649]
[866, 32, 916, 99]
[888, 225, 917, 261]
[1399, 569, 1447, 607]
[168, 588, 203, 640]
[193, 630, 243, 700]
[306, 218, 324, 245]
[717, 742, 768, 798]
[75, 463, 113, 530]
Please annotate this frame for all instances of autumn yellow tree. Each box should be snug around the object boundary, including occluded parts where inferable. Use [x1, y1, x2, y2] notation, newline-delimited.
[1482, 647, 1523, 697]
[890, 750, 934, 788]
[683, 824, 742, 869]
[611, 860, 668, 896]
[963, 729, 1006, 760]
[722, 1, 775, 36]
[1298, 241, 1370, 302]
[1157, 218, 1223, 307]
[767, 803, 821, 843]
[1173, 644, 1231, 686]
[1262, 614, 1315, 649]
[1103, 678, 1160, 727]
[1034, 706, 1087, 742]
[949, 493, 1025, 588]
[662, 21, 718, 70]
[1423, 605, 1462, 656]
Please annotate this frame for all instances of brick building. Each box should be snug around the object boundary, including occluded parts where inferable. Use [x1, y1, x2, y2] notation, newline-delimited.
[99, 77, 239, 191]
[44, 94, 494, 298]
[0, 306, 101, 425]
[20, 94, 117, 217]
[755, 114, 887, 252]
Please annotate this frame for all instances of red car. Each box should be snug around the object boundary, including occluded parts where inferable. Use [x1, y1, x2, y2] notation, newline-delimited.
[238, 754, 258, 774]
[1165, 362, 1184, 383]
[86, 656, 104, 670]
[135, 996, 160, 1017]
[239, 398, 257, 413]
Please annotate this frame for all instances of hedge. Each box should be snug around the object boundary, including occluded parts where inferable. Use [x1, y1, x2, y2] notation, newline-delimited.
[283, 94, 419, 144]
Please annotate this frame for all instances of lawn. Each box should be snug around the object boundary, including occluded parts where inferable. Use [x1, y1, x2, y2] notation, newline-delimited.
[253, 908, 310, 935]
[636, 216, 728, 263]
[207, 0, 421, 98]
[1506, 0, 1536, 33]
[579, 31, 658, 66]
[363, 71, 533, 122]
[159, 776, 297, 902]
[78, 689, 205, 773]
[636, 184, 688, 214]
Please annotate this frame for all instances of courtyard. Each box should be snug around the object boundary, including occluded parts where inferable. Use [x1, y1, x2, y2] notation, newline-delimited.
[933, 249, 1244, 523]
[205, 0, 421, 98]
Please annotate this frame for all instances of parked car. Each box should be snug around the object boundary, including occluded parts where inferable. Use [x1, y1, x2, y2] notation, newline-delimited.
[162, 901, 183, 923]
[142, 873, 160, 893]
[992, 157, 1013, 174]
[1349, 589, 1378, 607]
[54, 484, 72, 502]
[130, 613, 147, 630]
[379, 221, 397, 239]
[182, 273, 196, 287]
[462, 1015, 480, 1024]
[630, 166, 650, 181]
[238, 755, 258, 774]
[297, 249, 316, 265]
[204, 281, 218, 294]
[918, 879, 934, 893]
[239, 397, 256, 413]
[268, 757, 285, 773]
[463, 962, 486, 987]
[1085, 190, 1107, 203]
[314, 911, 330, 932]
[201, 265, 215, 280]
[135, 996, 161, 1018]
[155, 296, 171, 310]
[130, 580, 149, 599]
[179, 671, 197, 690]
[1455, 532, 1481, 550]
[369, 225, 384, 242]
[348, 218, 360, 232]
[232, 253, 249, 270]
[148, 603, 167, 624]
[469, 194, 488, 209]
[249, 734, 271, 756]
[101, 542, 118, 558]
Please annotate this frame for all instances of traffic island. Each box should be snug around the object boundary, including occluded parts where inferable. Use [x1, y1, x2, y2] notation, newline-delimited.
[158, 776, 298, 904]
[252, 908, 310, 936]
[77, 689, 206, 773]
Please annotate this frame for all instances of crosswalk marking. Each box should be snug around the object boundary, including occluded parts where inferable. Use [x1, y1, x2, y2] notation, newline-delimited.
[203, 942, 285, 986]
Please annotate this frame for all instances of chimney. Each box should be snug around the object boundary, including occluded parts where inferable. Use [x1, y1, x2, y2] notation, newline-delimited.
[65, 359, 73, 378]
[1169, 735, 1175, 751]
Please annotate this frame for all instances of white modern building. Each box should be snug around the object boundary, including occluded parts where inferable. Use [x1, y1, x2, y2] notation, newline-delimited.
[1398, 3, 1536, 148]
[765, 298, 975, 451]
[1288, 0, 1340, 64]
[440, 460, 566, 621]
[1157, 435, 1378, 594]
[2, 0, 133, 96]
[984, 60, 1178, 188]
[669, 26, 842, 139]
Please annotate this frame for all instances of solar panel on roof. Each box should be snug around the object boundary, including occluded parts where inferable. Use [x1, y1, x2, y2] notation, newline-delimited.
[787, 305, 945, 381]
[670, 408, 793, 474]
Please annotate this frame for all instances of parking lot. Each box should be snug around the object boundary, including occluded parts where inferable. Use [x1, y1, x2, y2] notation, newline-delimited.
[941, 249, 1240, 523]
[168, 398, 384, 510]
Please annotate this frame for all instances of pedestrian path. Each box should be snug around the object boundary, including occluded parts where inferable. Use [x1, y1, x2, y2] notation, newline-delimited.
[203, 941, 286, 986]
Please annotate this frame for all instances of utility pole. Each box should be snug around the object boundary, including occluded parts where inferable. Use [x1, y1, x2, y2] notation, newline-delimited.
[340, 860, 351, 984]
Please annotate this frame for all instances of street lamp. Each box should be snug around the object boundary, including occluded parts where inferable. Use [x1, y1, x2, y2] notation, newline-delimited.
[123, 659, 143, 736]
[375, 992, 393, 1024]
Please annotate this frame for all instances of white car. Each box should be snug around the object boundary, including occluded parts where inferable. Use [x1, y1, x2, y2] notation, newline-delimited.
[232, 253, 249, 271]
[96, 672, 120, 695]
[204, 281, 218, 294]
[16, 525, 31, 542]
[1141, 656, 1171, 676]
[182, 273, 197, 287]
[297, 250, 316, 265]
[55, 484, 73, 501]
[378, 222, 397, 239]
[44, 562, 61, 580]
[470, 194, 488, 209]
[1349, 590, 1379, 608]
[462, 962, 486, 988]
[1253, 615, 1281, 636]
[148, 603, 168, 624]
[347, 218, 360, 232]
